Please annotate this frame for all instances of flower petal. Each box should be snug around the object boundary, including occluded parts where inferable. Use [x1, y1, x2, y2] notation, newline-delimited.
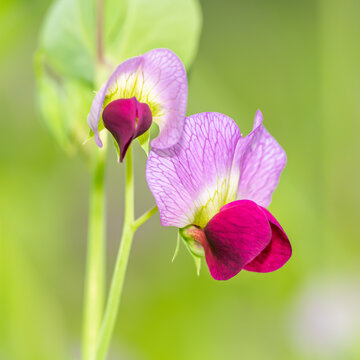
[203, 200, 272, 280]
[87, 57, 142, 147]
[102, 98, 152, 162]
[87, 48, 187, 149]
[146, 112, 242, 228]
[237, 110, 287, 207]
[244, 207, 292, 272]
[142, 49, 187, 149]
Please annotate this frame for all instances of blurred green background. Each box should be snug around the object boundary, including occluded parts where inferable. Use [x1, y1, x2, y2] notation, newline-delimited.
[1, 0, 360, 359]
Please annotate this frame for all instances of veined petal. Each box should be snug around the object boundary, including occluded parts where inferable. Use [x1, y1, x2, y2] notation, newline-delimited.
[244, 206, 292, 272]
[237, 110, 287, 207]
[87, 57, 142, 147]
[203, 200, 272, 280]
[146, 113, 242, 228]
[87, 48, 187, 148]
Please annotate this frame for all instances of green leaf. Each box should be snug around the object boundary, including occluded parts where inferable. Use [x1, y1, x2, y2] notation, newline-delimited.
[35, 52, 72, 152]
[78, 0, 128, 58]
[35, 52, 93, 153]
[39, 0, 95, 84]
[78, 0, 202, 70]
[109, 0, 202, 68]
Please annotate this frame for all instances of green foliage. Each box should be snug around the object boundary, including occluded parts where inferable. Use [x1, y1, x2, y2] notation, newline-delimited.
[35, 0, 202, 154]
[106, 0, 202, 67]
[5, 0, 360, 359]
[40, 0, 95, 84]
[35, 52, 93, 154]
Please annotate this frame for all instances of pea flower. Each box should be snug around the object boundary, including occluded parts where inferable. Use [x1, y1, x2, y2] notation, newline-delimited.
[87, 49, 187, 161]
[146, 111, 291, 280]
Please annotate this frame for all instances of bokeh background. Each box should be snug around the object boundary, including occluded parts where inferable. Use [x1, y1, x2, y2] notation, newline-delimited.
[1, 0, 360, 359]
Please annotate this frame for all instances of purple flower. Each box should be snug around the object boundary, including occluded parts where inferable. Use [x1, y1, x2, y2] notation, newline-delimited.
[146, 111, 291, 280]
[87, 49, 187, 161]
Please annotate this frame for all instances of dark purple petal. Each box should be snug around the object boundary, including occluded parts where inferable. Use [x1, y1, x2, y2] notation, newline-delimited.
[134, 101, 152, 138]
[244, 206, 292, 272]
[203, 200, 271, 280]
[102, 98, 152, 162]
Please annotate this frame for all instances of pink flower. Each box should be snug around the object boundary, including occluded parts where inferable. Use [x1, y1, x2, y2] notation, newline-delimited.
[87, 49, 187, 161]
[146, 111, 291, 280]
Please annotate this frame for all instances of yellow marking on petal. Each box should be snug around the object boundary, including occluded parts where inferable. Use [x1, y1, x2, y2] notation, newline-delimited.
[191, 174, 239, 228]
[103, 65, 164, 127]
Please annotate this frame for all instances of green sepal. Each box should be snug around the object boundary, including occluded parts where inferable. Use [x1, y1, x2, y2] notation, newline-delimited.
[137, 129, 151, 156]
[112, 136, 120, 162]
[178, 228, 204, 276]
[183, 240, 202, 276]
[172, 232, 181, 262]
[179, 227, 205, 257]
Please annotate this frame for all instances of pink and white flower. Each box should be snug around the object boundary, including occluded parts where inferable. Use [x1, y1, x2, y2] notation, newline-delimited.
[146, 111, 291, 280]
[87, 48, 187, 161]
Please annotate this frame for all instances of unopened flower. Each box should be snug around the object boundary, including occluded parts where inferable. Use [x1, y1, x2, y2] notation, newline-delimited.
[146, 111, 291, 280]
[87, 49, 187, 161]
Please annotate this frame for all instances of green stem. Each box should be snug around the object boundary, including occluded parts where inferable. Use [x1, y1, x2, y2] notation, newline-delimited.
[83, 149, 106, 360]
[95, 147, 135, 360]
[134, 206, 158, 230]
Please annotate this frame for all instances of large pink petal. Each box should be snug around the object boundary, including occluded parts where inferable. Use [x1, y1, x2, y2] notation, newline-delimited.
[143, 49, 187, 149]
[244, 207, 292, 272]
[203, 200, 272, 280]
[87, 48, 187, 149]
[146, 112, 242, 228]
[237, 110, 287, 207]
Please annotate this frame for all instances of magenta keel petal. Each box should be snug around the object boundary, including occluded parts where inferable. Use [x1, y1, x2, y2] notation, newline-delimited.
[102, 98, 152, 162]
[134, 101, 152, 138]
[244, 207, 292, 272]
[203, 200, 272, 280]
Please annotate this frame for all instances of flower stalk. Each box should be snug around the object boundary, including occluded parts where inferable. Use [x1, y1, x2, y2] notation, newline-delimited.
[93, 146, 157, 360]
[134, 206, 158, 230]
[83, 149, 106, 360]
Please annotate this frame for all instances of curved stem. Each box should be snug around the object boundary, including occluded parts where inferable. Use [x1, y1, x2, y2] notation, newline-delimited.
[83, 149, 106, 360]
[134, 206, 158, 230]
[95, 147, 135, 360]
